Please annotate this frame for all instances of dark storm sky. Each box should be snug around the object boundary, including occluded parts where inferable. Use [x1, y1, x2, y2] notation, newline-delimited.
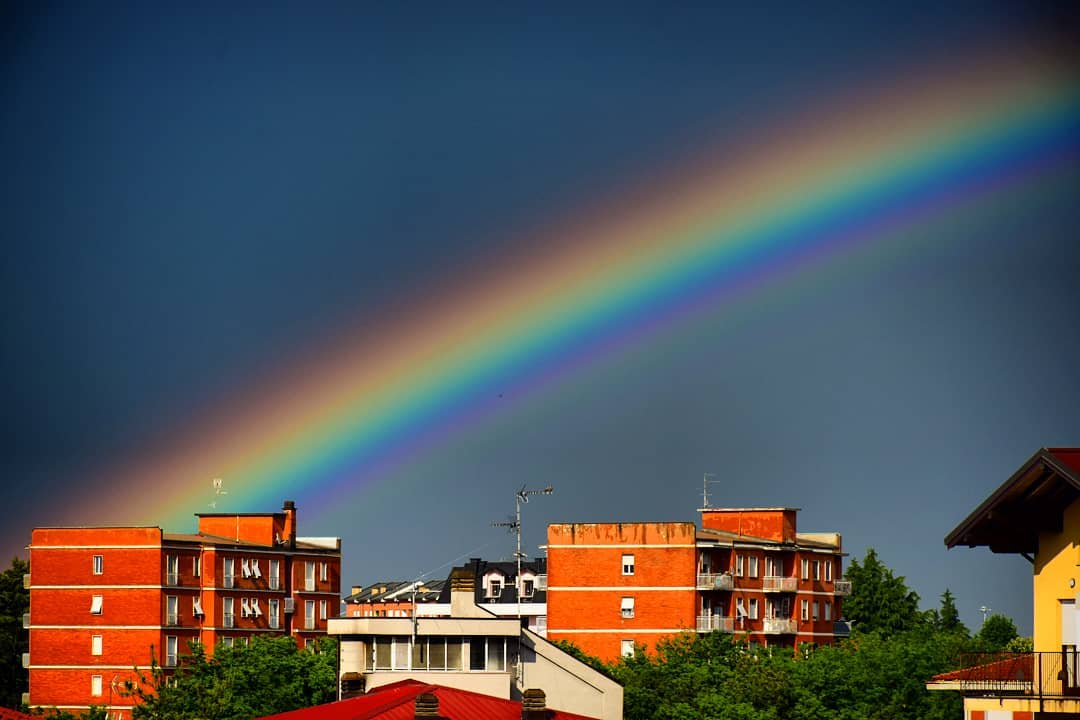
[3, 2, 1079, 633]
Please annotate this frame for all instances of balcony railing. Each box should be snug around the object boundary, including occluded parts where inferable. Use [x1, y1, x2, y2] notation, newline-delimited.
[223, 576, 235, 589]
[946, 652, 1080, 700]
[696, 573, 734, 591]
[762, 576, 797, 593]
[762, 618, 798, 634]
[833, 580, 852, 596]
[223, 612, 234, 628]
[165, 614, 179, 627]
[166, 573, 179, 586]
[269, 577, 280, 590]
[696, 615, 735, 633]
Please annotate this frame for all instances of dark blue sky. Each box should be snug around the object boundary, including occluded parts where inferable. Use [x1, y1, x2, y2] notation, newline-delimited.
[3, 2, 1078, 633]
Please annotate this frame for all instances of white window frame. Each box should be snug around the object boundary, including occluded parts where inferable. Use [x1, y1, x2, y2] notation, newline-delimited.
[622, 554, 635, 576]
[269, 598, 280, 629]
[222, 636, 234, 648]
[735, 554, 745, 577]
[166, 595, 178, 625]
[251, 558, 262, 579]
[486, 575, 503, 599]
[305, 600, 316, 630]
[813, 600, 820, 621]
[166, 635, 178, 667]
[736, 598, 747, 619]
[748, 598, 759, 620]
[748, 556, 759, 578]
[193, 555, 202, 577]
[251, 597, 262, 617]
[92, 555, 103, 575]
[801, 558, 809, 580]
[242, 558, 252, 578]
[223, 597, 234, 628]
[824, 600, 832, 621]
[825, 559, 833, 582]
[269, 559, 280, 590]
[91, 674, 103, 696]
[320, 561, 328, 582]
[91, 634, 102, 656]
[90, 595, 103, 615]
[813, 560, 821, 581]
[241, 597, 251, 618]
[621, 640, 634, 658]
[224, 558, 235, 589]
[621, 596, 635, 619]
[166, 555, 179, 586]
[305, 562, 315, 592]
[801, 599, 809, 621]
[320, 600, 328, 620]
[193, 597, 204, 616]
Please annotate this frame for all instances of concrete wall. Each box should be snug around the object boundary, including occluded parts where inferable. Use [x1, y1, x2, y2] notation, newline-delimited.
[520, 628, 623, 720]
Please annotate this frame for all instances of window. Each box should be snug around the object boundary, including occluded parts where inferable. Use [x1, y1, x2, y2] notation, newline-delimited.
[223, 597, 234, 628]
[621, 639, 635, 657]
[305, 600, 315, 630]
[241, 598, 251, 618]
[747, 556, 759, 578]
[522, 578, 534, 598]
[488, 578, 503, 599]
[813, 601, 819, 621]
[800, 559, 809, 580]
[824, 601, 832, 621]
[320, 600, 327, 620]
[223, 558, 235, 589]
[93, 555, 103, 575]
[91, 634, 102, 656]
[166, 555, 179, 586]
[91, 674, 103, 696]
[251, 598, 262, 617]
[748, 598, 759, 620]
[193, 598, 204, 616]
[622, 554, 635, 576]
[166, 635, 178, 667]
[305, 562, 315, 592]
[269, 599, 280, 629]
[166, 595, 178, 625]
[813, 560, 821, 581]
[320, 562, 328, 582]
[736, 598, 747, 620]
[765, 556, 782, 577]
[735, 554, 745, 577]
[269, 559, 280, 590]
[193, 556, 201, 577]
[222, 637, 234, 648]
[621, 596, 635, 619]
[801, 599, 809, 621]
[242, 558, 252, 578]
[825, 560, 833, 582]
[251, 559, 262, 579]
[90, 595, 103, 615]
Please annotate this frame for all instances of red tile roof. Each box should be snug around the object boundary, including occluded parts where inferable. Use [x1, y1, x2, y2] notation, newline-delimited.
[0, 708, 37, 720]
[932, 654, 1034, 683]
[256, 680, 599, 720]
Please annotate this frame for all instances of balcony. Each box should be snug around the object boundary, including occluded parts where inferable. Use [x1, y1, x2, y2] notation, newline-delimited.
[696, 615, 735, 633]
[934, 652, 1080, 702]
[696, 572, 734, 591]
[166, 573, 179, 586]
[762, 618, 798, 634]
[762, 576, 797, 593]
[223, 576, 235, 589]
[269, 577, 280, 590]
[165, 614, 180, 627]
[223, 612, 234, 628]
[833, 580, 852, 596]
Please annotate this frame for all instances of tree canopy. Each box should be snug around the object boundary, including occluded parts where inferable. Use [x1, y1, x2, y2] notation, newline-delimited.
[976, 614, 1019, 651]
[843, 548, 922, 636]
[0, 556, 29, 709]
[125, 636, 337, 720]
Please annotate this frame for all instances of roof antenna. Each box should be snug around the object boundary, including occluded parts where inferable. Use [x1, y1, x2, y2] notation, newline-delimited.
[702, 473, 719, 509]
[209, 478, 228, 509]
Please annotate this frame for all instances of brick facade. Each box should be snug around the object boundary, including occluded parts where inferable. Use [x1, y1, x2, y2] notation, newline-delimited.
[27, 500, 341, 718]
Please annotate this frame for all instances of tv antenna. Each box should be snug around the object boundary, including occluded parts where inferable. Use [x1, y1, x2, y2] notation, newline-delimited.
[491, 484, 553, 620]
[209, 477, 228, 509]
[702, 473, 721, 508]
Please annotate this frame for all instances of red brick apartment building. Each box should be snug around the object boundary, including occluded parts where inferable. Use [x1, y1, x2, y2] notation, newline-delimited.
[26, 500, 341, 719]
[546, 507, 849, 662]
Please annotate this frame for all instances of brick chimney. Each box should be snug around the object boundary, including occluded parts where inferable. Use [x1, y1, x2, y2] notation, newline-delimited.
[522, 688, 547, 720]
[414, 691, 447, 718]
[449, 565, 488, 618]
[282, 500, 297, 549]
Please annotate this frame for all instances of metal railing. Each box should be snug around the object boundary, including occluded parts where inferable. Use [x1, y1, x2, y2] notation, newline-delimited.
[165, 614, 179, 626]
[696, 615, 735, 633]
[762, 618, 798, 634]
[696, 573, 734, 591]
[166, 573, 179, 586]
[833, 580, 852, 595]
[762, 576, 797, 592]
[953, 652, 1080, 699]
[223, 612, 234, 628]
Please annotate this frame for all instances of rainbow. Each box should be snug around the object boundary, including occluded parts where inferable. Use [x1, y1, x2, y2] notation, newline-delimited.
[80, 46, 1080, 532]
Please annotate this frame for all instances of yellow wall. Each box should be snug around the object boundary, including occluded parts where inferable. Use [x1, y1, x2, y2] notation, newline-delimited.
[1033, 498, 1080, 653]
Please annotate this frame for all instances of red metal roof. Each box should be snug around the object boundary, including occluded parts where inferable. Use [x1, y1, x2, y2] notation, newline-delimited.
[256, 679, 599, 720]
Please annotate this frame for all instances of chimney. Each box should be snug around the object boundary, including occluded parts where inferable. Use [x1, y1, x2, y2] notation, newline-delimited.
[522, 688, 547, 720]
[449, 566, 487, 618]
[282, 500, 297, 549]
[351, 585, 364, 597]
[414, 691, 446, 718]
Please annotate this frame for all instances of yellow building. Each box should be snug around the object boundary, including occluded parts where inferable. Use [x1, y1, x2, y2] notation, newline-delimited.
[928, 447, 1080, 719]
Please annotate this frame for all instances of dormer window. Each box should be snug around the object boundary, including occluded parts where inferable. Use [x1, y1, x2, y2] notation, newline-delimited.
[484, 572, 505, 599]
[522, 578, 535, 598]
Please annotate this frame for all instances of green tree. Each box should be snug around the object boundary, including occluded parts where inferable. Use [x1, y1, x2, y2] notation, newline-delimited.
[126, 636, 337, 720]
[843, 549, 922, 637]
[936, 589, 967, 636]
[976, 614, 1018, 651]
[0, 556, 30, 709]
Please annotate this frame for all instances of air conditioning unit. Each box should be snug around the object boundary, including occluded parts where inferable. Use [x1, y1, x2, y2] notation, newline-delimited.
[284, 598, 295, 614]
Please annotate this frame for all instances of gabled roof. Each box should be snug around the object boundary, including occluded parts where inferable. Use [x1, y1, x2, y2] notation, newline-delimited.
[345, 580, 445, 604]
[255, 679, 597, 720]
[945, 448, 1080, 554]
